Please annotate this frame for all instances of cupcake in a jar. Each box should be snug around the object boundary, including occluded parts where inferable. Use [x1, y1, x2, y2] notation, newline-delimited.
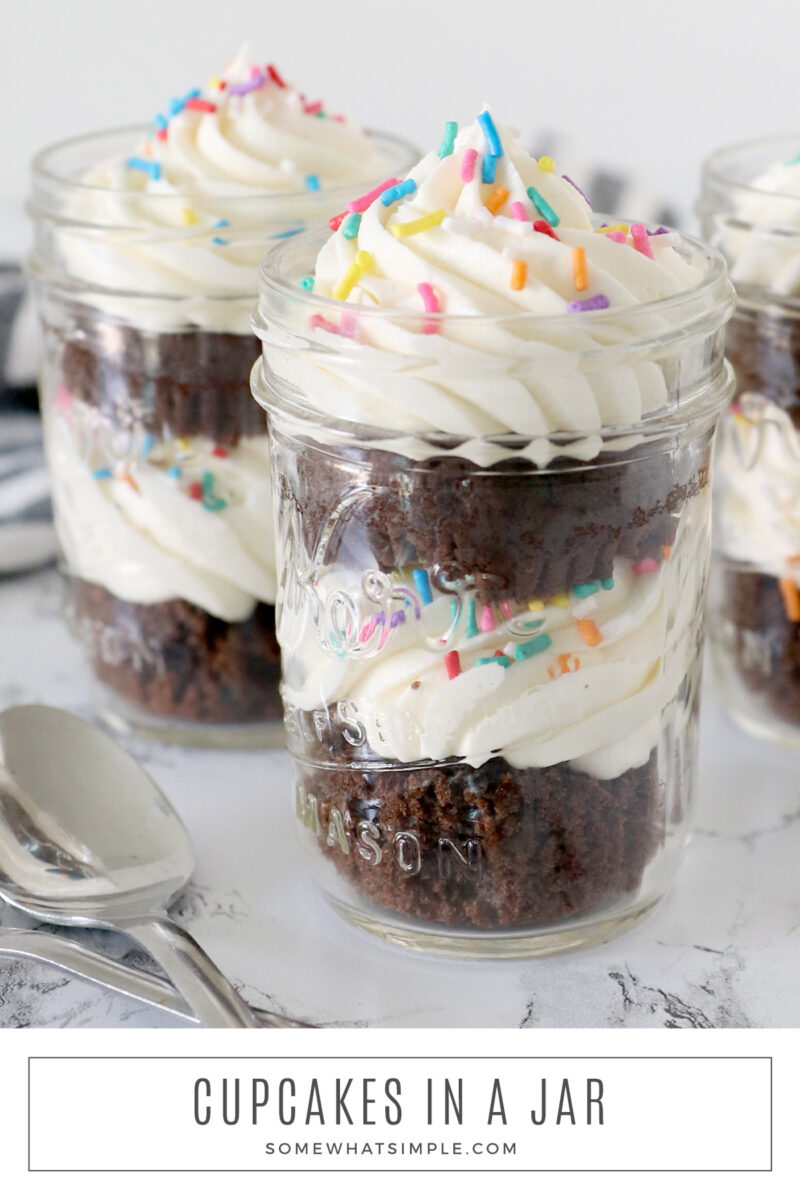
[700, 136, 800, 746]
[252, 113, 734, 954]
[27, 46, 416, 745]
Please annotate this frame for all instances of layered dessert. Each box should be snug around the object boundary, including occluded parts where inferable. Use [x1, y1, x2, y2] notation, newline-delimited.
[29, 46, 411, 735]
[701, 141, 800, 736]
[254, 114, 733, 947]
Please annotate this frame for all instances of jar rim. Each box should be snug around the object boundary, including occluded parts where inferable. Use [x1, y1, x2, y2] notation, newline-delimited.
[701, 132, 800, 207]
[29, 124, 420, 214]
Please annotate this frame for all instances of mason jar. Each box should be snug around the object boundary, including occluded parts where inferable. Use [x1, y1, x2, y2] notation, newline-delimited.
[252, 226, 734, 957]
[700, 135, 800, 748]
[27, 126, 417, 746]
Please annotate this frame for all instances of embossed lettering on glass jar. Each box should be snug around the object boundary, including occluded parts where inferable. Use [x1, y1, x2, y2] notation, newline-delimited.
[253, 228, 734, 956]
[27, 125, 417, 746]
[700, 135, 800, 748]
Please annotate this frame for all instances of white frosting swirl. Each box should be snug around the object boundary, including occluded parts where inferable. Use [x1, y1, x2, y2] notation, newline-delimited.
[276, 116, 707, 444]
[722, 154, 800, 293]
[55, 45, 396, 333]
[715, 395, 800, 580]
[281, 495, 706, 776]
[44, 393, 275, 621]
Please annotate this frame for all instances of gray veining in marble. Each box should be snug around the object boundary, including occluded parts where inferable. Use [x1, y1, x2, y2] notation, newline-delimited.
[1, 569, 799, 1029]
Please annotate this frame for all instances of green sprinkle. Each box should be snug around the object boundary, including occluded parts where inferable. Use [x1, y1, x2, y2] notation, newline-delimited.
[601, 577, 615, 591]
[341, 212, 362, 240]
[450, 598, 459, 623]
[300, 275, 315, 290]
[573, 581, 600, 597]
[477, 655, 511, 668]
[522, 618, 545, 630]
[514, 633, 552, 661]
[465, 597, 478, 638]
[438, 121, 458, 159]
[527, 186, 560, 227]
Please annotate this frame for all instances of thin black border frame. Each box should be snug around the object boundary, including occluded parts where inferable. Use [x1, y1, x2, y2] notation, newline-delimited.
[27, 1055, 773, 1174]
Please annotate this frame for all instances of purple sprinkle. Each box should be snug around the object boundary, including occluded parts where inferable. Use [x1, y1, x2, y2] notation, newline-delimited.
[648, 225, 670, 236]
[567, 294, 610, 314]
[389, 610, 406, 629]
[562, 174, 591, 208]
[228, 69, 266, 96]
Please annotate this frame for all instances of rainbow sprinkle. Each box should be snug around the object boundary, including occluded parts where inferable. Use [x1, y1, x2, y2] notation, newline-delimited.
[438, 121, 458, 158]
[478, 655, 511, 668]
[445, 651, 462, 680]
[381, 179, 417, 206]
[465, 598, 479, 639]
[332, 250, 373, 300]
[577, 619, 602, 647]
[185, 98, 216, 113]
[633, 557, 659, 574]
[514, 633, 552, 661]
[347, 178, 399, 214]
[305, 174, 321, 191]
[779, 577, 800, 621]
[481, 154, 497, 184]
[127, 157, 161, 181]
[527, 186, 559, 227]
[485, 186, 509, 215]
[567, 294, 609, 313]
[417, 282, 441, 334]
[538, 156, 555, 173]
[413, 568, 433, 605]
[605, 231, 627, 244]
[390, 209, 446, 238]
[572, 246, 589, 291]
[510, 260, 527, 290]
[480, 605, 496, 632]
[477, 110, 503, 157]
[573, 582, 599, 597]
[228, 69, 266, 96]
[533, 219, 559, 241]
[341, 212, 361, 239]
[509, 201, 528, 221]
[631, 223, 654, 259]
[267, 64, 286, 87]
[562, 174, 590, 205]
[300, 275, 315, 290]
[92, 467, 112, 480]
[461, 148, 478, 182]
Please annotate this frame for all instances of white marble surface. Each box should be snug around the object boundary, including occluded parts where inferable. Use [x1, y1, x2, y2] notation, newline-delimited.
[0, 568, 798, 1029]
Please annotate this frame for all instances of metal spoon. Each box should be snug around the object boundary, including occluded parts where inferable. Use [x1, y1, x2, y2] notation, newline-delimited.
[0, 704, 260, 1027]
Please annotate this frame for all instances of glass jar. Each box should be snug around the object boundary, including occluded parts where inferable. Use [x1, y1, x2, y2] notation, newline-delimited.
[252, 228, 734, 957]
[27, 127, 417, 746]
[700, 135, 800, 748]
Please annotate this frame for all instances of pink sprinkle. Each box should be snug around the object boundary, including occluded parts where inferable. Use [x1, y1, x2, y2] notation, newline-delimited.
[55, 385, 73, 412]
[359, 617, 376, 643]
[606, 231, 627, 243]
[310, 314, 340, 335]
[331, 114, 346, 123]
[339, 311, 359, 340]
[501, 600, 513, 619]
[510, 201, 528, 221]
[633, 557, 659, 575]
[329, 211, 347, 232]
[631, 222, 654, 259]
[480, 605, 496, 632]
[417, 282, 441, 334]
[303, 100, 323, 115]
[347, 178, 400, 214]
[444, 651, 462, 680]
[461, 148, 478, 182]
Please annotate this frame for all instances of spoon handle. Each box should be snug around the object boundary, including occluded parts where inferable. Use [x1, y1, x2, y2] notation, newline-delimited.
[117, 915, 261, 1028]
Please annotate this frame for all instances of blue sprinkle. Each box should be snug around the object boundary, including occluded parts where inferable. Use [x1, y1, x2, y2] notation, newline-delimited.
[182, 88, 201, 103]
[477, 110, 503, 157]
[514, 633, 552, 661]
[413, 568, 433, 606]
[300, 275, 315, 290]
[477, 655, 511, 668]
[272, 226, 304, 240]
[465, 597, 479, 639]
[305, 174, 321, 191]
[381, 179, 417, 206]
[211, 237, 227, 245]
[481, 154, 497, 184]
[166, 466, 182, 479]
[141, 433, 155, 457]
[573, 581, 599, 597]
[527, 186, 560, 228]
[127, 157, 161, 181]
[601, 578, 615, 591]
[154, 113, 167, 131]
[214, 219, 229, 228]
[92, 467, 112, 480]
[168, 97, 185, 117]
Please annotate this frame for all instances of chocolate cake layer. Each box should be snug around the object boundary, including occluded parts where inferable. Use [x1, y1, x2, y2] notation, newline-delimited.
[720, 567, 800, 724]
[725, 307, 800, 426]
[66, 579, 282, 724]
[279, 434, 710, 603]
[58, 308, 264, 446]
[298, 752, 662, 929]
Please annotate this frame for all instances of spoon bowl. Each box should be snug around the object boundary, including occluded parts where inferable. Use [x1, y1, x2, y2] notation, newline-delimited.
[0, 704, 261, 1027]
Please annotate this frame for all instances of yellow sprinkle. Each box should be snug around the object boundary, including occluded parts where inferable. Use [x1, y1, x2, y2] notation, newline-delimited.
[333, 250, 373, 300]
[390, 209, 447, 238]
[486, 186, 509, 216]
[510, 259, 527, 290]
[551, 593, 570, 609]
[596, 223, 629, 234]
[538, 156, 555, 173]
[181, 207, 198, 226]
[572, 246, 588, 291]
[178, 438, 191, 451]
[528, 599, 544, 612]
[209, 76, 222, 90]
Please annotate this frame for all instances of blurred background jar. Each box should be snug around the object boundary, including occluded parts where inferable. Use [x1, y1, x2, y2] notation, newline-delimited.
[26, 64, 416, 746]
[700, 135, 800, 748]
